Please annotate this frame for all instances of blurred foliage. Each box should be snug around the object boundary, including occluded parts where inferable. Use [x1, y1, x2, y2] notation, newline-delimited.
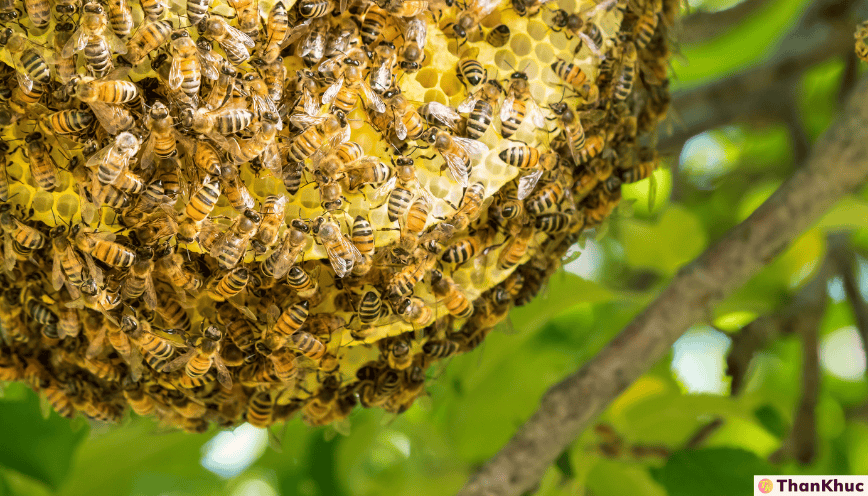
[4, 0, 868, 495]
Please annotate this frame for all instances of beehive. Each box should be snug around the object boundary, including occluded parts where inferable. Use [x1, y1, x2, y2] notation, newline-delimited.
[0, 0, 672, 431]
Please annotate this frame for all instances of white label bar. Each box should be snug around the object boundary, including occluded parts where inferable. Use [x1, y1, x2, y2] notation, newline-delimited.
[756, 476, 868, 495]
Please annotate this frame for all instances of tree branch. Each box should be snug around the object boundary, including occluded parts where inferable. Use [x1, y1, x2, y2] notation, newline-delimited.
[659, 0, 858, 155]
[678, 0, 776, 45]
[456, 75, 868, 496]
[830, 238, 868, 353]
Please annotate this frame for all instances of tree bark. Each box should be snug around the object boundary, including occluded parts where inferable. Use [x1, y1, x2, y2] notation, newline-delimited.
[456, 74, 868, 496]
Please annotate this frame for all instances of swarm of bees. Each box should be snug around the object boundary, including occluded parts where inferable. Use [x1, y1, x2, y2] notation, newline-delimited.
[0, 0, 673, 431]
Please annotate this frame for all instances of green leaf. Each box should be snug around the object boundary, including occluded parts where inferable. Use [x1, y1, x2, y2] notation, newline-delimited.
[0, 392, 88, 490]
[754, 405, 787, 439]
[650, 448, 773, 496]
[619, 206, 707, 275]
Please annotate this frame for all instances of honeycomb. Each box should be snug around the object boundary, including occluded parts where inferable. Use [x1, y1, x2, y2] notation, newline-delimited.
[0, 0, 672, 431]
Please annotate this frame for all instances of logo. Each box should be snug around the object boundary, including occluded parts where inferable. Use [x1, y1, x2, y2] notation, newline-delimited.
[758, 479, 774, 494]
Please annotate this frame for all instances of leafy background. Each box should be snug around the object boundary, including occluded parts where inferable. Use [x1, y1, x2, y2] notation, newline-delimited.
[4, 0, 868, 494]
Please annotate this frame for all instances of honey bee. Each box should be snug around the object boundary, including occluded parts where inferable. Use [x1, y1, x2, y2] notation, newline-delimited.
[431, 269, 473, 318]
[0, 206, 42, 266]
[511, 0, 554, 16]
[122, 314, 184, 363]
[219, 307, 257, 358]
[613, 40, 637, 101]
[397, 15, 426, 72]
[43, 381, 76, 418]
[376, 157, 433, 225]
[23, 132, 57, 192]
[106, 0, 133, 38]
[314, 216, 362, 279]
[121, 247, 158, 308]
[207, 209, 260, 270]
[451, 0, 499, 41]
[253, 57, 287, 104]
[227, 0, 259, 40]
[198, 15, 256, 66]
[268, 300, 309, 345]
[125, 20, 173, 65]
[257, 342, 299, 384]
[384, 363, 427, 414]
[248, 195, 286, 254]
[618, 149, 657, 183]
[207, 267, 250, 302]
[86, 132, 140, 204]
[62, 1, 129, 77]
[168, 30, 207, 107]
[422, 338, 459, 359]
[260, 1, 289, 63]
[430, 129, 489, 186]
[0, 142, 7, 202]
[140, 0, 166, 21]
[57, 306, 81, 339]
[457, 56, 486, 87]
[180, 106, 255, 139]
[550, 9, 606, 56]
[261, 219, 310, 279]
[217, 164, 253, 212]
[387, 246, 437, 299]
[172, 179, 220, 243]
[24, 0, 51, 29]
[297, 17, 328, 67]
[44, 109, 95, 136]
[380, 335, 412, 369]
[633, 0, 661, 49]
[397, 296, 434, 327]
[72, 224, 136, 268]
[242, 72, 280, 119]
[285, 266, 319, 301]
[550, 101, 586, 165]
[500, 70, 547, 138]
[323, 18, 359, 61]
[458, 79, 502, 140]
[485, 24, 510, 47]
[246, 390, 274, 427]
[578, 132, 606, 163]
[85, 315, 142, 379]
[447, 181, 486, 231]
[299, 0, 334, 17]
[322, 59, 386, 114]
[360, 5, 387, 45]
[185, 0, 211, 25]
[526, 173, 570, 215]
[370, 42, 397, 94]
[69, 75, 138, 134]
[498, 224, 533, 270]
[0, 30, 52, 92]
[551, 55, 591, 90]
[357, 290, 385, 327]
[227, 112, 282, 172]
[441, 227, 493, 265]
[166, 324, 233, 389]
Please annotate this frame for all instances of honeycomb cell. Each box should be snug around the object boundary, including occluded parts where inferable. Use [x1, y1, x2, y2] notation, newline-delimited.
[510, 34, 533, 57]
[416, 67, 440, 89]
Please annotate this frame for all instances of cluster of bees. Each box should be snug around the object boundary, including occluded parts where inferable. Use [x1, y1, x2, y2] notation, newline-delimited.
[0, 0, 672, 431]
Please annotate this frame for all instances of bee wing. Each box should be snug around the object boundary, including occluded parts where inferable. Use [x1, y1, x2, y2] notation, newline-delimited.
[394, 112, 408, 141]
[143, 274, 158, 310]
[82, 252, 104, 287]
[61, 28, 87, 58]
[103, 27, 128, 53]
[88, 102, 126, 135]
[85, 327, 107, 360]
[373, 174, 397, 201]
[3, 234, 15, 272]
[499, 94, 515, 122]
[527, 99, 547, 128]
[362, 83, 386, 113]
[168, 57, 185, 90]
[325, 242, 351, 278]
[290, 113, 326, 129]
[14, 70, 33, 93]
[282, 19, 313, 48]
[566, 127, 582, 165]
[457, 92, 479, 113]
[329, 125, 351, 149]
[230, 23, 257, 48]
[443, 153, 469, 187]
[261, 142, 282, 179]
[197, 51, 220, 80]
[321, 75, 344, 105]
[139, 133, 159, 173]
[339, 0, 347, 13]
[164, 348, 196, 372]
[475, 0, 501, 19]
[51, 251, 65, 292]
[214, 355, 233, 389]
[423, 102, 461, 129]
[453, 137, 489, 158]
[517, 169, 544, 200]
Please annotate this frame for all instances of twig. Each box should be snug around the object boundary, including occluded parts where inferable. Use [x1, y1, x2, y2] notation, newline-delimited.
[727, 254, 832, 395]
[769, 281, 824, 465]
[830, 237, 868, 353]
[685, 418, 724, 449]
[659, 0, 857, 156]
[456, 74, 868, 496]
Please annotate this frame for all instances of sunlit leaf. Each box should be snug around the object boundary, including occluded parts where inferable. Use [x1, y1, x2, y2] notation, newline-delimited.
[650, 448, 773, 496]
